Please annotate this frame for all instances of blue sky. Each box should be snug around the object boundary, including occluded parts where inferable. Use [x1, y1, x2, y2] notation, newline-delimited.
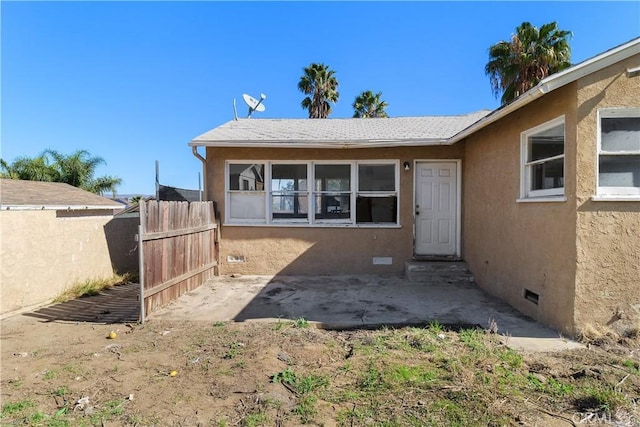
[2, 1, 639, 195]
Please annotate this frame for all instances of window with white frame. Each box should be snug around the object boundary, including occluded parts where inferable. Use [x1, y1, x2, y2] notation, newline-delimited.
[521, 116, 565, 199]
[271, 164, 308, 221]
[597, 108, 640, 196]
[356, 164, 397, 223]
[226, 161, 399, 226]
[227, 163, 266, 222]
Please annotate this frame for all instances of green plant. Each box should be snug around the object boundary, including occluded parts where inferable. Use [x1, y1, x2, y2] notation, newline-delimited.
[498, 348, 523, 369]
[359, 363, 385, 391]
[53, 386, 68, 397]
[527, 374, 574, 397]
[389, 365, 437, 386]
[623, 359, 640, 375]
[428, 320, 444, 334]
[272, 368, 297, 386]
[296, 374, 329, 395]
[294, 317, 310, 328]
[242, 412, 267, 426]
[43, 369, 56, 380]
[1, 400, 33, 417]
[214, 321, 226, 328]
[223, 342, 244, 359]
[46, 416, 71, 427]
[28, 411, 46, 424]
[105, 399, 125, 416]
[458, 328, 485, 351]
[294, 394, 318, 424]
[575, 385, 626, 413]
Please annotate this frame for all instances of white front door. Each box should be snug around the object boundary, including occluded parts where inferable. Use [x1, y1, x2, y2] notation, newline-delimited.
[415, 162, 459, 256]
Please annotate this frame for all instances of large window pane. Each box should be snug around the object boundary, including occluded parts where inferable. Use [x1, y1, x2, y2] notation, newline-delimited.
[272, 164, 307, 191]
[599, 155, 640, 187]
[530, 158, 564, 191]
[314, 195, 350, 220]
[272, 195, 308, 219]
[356, 196, 397, 223]
[358, 165, 395, 191]
[229, 193, 265, 219]
[229, 164, 264, 191]
[271, 164, 308, 220]
[601, 117, 640, 152]
[315, 165, 350, 191]
[529, 123, 564, 161]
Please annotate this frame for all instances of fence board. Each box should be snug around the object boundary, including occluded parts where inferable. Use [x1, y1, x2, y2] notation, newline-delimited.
[138, 201, 218, 321]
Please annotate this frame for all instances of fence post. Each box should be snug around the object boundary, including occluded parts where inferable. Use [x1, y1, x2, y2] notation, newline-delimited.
[138, 202, 146, 323]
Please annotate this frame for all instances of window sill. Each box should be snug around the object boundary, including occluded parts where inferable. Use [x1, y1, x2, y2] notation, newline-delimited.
[516, 196, 567, 203]
[591, 195, 640, 202]
[223, 222, 402, 229]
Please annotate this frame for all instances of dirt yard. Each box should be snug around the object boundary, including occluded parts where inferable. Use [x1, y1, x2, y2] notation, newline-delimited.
[2, 309, 639, 427]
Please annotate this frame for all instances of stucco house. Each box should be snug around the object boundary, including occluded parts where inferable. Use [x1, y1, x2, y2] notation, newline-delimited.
[189, 38, 639, 335]
[0, 179, 124, 316]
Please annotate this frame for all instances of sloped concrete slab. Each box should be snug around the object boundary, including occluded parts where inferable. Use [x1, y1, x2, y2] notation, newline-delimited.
[150, 275, 582, 352]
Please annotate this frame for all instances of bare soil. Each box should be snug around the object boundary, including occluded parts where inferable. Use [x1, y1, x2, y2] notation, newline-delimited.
[1, 312, 639, 426]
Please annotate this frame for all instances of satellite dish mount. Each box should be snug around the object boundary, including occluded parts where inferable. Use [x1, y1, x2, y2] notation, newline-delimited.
[242, 93, 267, 118]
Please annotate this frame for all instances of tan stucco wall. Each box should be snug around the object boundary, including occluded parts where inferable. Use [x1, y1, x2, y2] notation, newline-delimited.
[463, 85, 578, 333]
[1, 210, 117, 315]
[206, 146, 463, 275]
[573, 53, 640, 334]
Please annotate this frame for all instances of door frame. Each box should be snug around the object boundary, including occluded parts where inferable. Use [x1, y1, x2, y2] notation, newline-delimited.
[413, 159, 462, 257]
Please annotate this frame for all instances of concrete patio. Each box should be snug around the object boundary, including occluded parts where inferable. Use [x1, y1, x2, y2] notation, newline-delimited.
[150, 274, 583, 352]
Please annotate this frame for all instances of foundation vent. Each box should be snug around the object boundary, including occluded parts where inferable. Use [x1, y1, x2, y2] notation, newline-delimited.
[524, 289, 539, 305]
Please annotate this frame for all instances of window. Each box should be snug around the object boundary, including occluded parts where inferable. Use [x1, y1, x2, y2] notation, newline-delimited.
[357, 164, 398, 223]
[227, 163, 265, 221]
[271, 164, 308, 221]
[597, 109, 640, 197]
[226, 161, 398, 226]
[521, 117, 565, 199]
[314, 164, 351, 221]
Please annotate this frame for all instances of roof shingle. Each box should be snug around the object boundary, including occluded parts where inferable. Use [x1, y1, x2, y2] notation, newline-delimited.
[191, 110, 491, 146]
[0, 179, 124, 209]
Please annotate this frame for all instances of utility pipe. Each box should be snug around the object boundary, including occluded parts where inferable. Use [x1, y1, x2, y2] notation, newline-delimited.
[192, 146, 207, 201]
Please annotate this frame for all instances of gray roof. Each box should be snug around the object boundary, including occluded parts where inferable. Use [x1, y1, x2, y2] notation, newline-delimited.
[159, 184, 201, 202]
[190, 110, 491, 147]
[0, 179, 124, 210]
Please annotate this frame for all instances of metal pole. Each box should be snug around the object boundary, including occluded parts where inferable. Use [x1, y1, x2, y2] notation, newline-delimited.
[155, 160, 159, 201]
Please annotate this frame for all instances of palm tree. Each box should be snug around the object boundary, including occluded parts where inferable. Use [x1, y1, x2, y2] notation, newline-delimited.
[485, 21, 572, 105]
[0, 155, 56, 181]
[298, 63, 339, 118]
[1, 149, 121, 195]
[352, 90, 389, 118]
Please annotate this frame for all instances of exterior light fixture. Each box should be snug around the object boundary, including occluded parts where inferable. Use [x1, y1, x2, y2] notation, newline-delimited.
[403, 161, 411, 171]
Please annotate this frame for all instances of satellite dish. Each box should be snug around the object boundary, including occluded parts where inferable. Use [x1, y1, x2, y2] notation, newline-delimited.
[242, 93, 267, 118]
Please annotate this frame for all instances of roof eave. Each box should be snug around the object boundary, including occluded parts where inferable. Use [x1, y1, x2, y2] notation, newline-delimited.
[189, 139, 449, 149]
[1, 205, 124, 211]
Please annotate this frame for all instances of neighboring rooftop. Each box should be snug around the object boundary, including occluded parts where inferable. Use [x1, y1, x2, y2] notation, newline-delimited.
[190, 110, 491, 148]
[159, 184, 202, 202]
[0, 179, 124, 210]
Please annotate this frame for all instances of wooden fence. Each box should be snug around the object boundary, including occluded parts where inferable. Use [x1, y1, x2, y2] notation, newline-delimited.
[138, 201, 219, 321]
